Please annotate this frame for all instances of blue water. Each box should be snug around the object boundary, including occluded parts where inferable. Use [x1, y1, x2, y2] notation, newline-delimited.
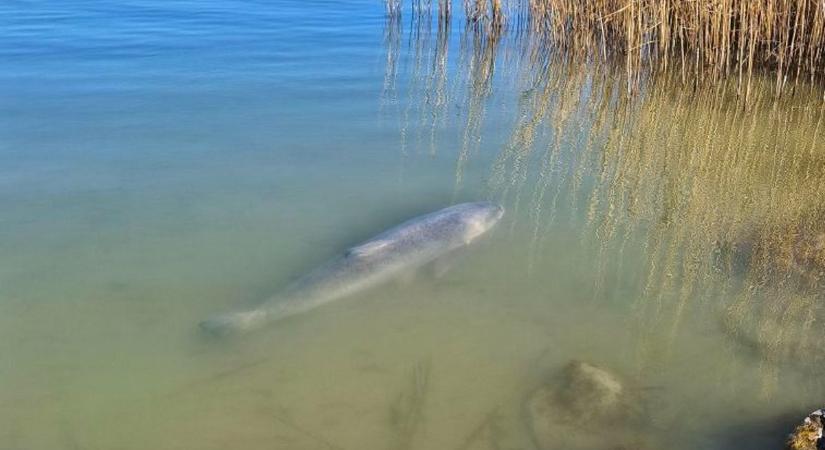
[1, 1, 823, 449]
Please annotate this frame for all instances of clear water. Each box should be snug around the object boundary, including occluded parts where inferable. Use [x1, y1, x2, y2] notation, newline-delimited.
[1, 1, 823, 449]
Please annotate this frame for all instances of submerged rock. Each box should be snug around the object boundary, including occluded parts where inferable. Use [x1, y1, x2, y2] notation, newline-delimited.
[524, 360, 653, 450]
[556, 361, 625, 419]
[786, 409, 825, 450]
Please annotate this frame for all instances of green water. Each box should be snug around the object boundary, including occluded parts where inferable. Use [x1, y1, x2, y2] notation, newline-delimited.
[2, 1, 825, 449]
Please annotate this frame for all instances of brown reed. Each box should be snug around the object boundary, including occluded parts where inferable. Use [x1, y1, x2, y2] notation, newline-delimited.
[388, 0, 825, 95]
[382, 7, 825, 395]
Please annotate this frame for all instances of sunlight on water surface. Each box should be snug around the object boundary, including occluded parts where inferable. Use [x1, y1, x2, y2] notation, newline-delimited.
[1, 1, 825, 449]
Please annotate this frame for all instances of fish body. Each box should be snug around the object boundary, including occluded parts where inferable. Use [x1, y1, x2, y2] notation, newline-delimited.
[200, 202, 504, 335]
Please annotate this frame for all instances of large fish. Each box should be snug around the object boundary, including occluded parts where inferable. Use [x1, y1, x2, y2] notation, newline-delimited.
[199, 202, 504, 335]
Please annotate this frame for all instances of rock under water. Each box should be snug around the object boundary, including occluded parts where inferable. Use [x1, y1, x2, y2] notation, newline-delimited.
[786, 409, 825, 450]
[523, 360, 654, 450]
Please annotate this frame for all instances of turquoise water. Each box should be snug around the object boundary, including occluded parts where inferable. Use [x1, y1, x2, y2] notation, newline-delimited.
[1, 1, 823, 449]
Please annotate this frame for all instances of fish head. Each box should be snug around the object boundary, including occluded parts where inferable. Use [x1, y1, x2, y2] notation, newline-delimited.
[460, 202, 504, 242]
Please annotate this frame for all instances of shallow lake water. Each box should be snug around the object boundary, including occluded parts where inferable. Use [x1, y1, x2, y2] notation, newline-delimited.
[2, 1, 825, 449]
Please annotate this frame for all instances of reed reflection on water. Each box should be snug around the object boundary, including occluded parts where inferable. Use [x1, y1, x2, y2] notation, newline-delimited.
[4, 2, 825, 448]
[383, 12, 825, 394]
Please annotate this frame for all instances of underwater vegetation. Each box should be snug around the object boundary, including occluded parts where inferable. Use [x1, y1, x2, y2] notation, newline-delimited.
[388, 359, 432, 450]
[382, 6, 825, 395]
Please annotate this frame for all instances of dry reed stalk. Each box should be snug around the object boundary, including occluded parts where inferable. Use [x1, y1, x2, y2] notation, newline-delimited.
[380, 4, 825, 391]
[439, 0, 451, 21]
[391, 0, 825, 92]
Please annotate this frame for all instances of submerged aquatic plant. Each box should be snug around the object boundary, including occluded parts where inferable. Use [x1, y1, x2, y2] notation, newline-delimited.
[388, 359, 432, 450]
[453, 408, 506, 450]
[382, 6, 825, 394]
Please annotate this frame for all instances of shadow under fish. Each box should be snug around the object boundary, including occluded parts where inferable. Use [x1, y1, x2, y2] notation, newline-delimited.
[199, 202, 504, 336]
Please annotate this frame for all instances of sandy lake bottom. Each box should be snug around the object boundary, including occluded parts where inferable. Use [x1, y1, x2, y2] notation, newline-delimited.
[2, 1, 825, 449]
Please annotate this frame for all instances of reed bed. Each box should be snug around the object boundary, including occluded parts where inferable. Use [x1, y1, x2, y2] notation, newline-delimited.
[574, 72, 825, 368]
[387, 0, 825, 95]
[504, 59, 825, 391]
[382, 17, 825, 393]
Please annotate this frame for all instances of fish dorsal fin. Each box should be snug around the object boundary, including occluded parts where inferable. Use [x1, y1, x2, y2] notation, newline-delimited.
[346, 240, 390, 258]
